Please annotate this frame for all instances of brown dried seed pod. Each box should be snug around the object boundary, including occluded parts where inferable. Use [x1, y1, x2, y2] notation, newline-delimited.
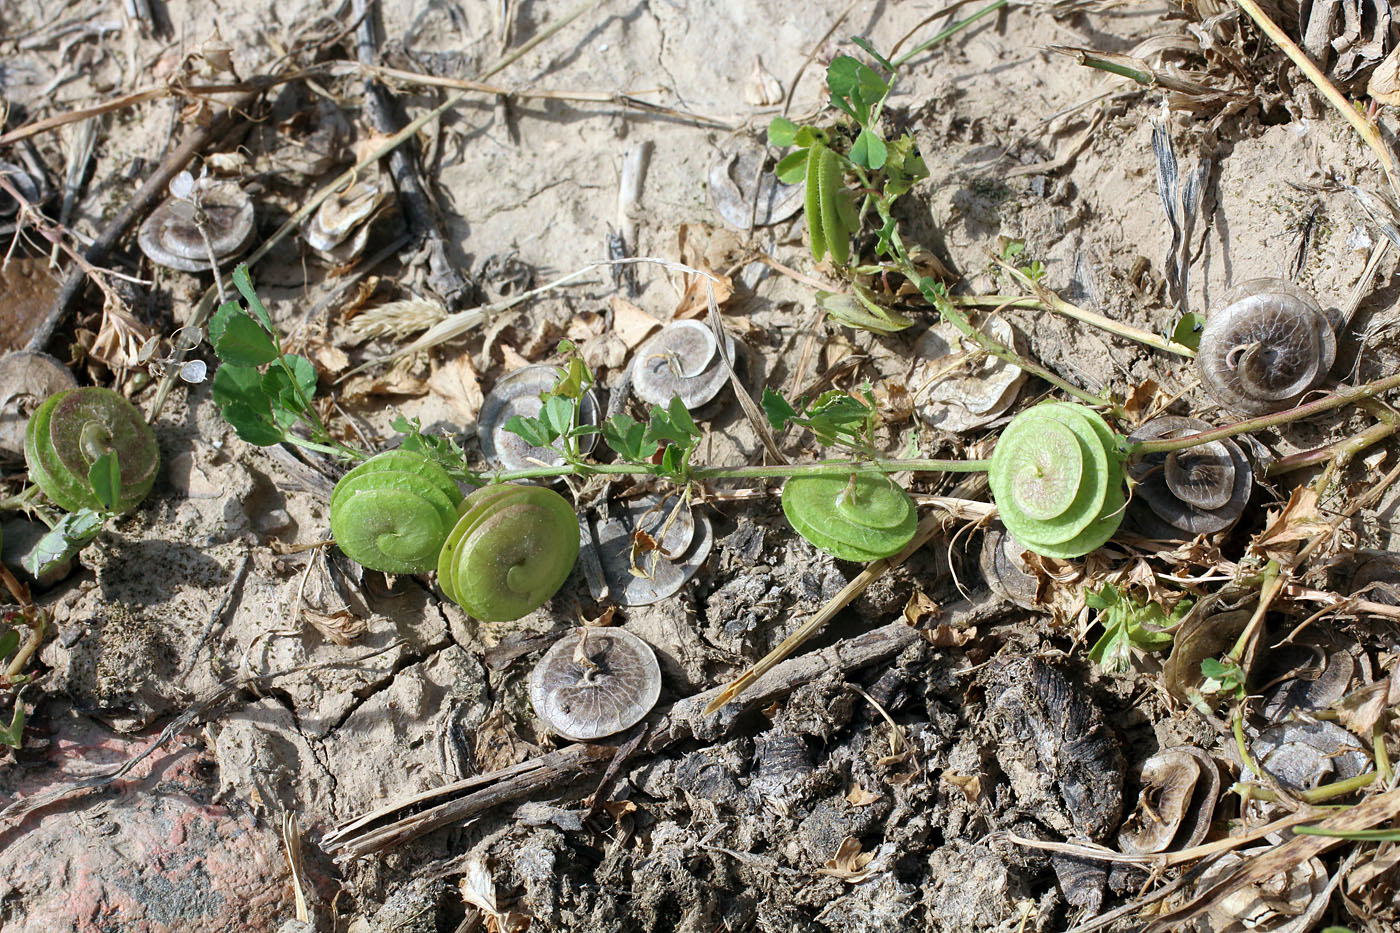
[1127, 415, 1252, 539]
[138, 177, 255, 272]
[913, 315, 1026, 434]
[300, 175, 387, 262]
[629, 320, 736, 412]
[1117, 746, 1220, 854]
[1196, 278, 1336, 415]
[529, 627, 662, 741]
[979, 526, 1040, 610]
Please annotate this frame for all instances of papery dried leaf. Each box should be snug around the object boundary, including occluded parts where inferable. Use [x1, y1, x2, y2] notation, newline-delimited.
[902, 590, 941, 626]
[846, 785, 881, 806]
[1370, 44, 1400, 106]
[427, 353, 485, 424]
[1335, 681, 1389, 739]
[301, 608, 367, 646]
[609, 296, 662, 348]
[943, 771, 982, 803]
[499, 344, 530, 372]
[566, 310, 606, 342]
[820, 837, 874, 879]
[672, 224, 736, 319]
[1253, 486, 1324, 556]
[744, 55, 784, 106]
[340, 358, 429, 400]
[1123, 378, 1163, 422]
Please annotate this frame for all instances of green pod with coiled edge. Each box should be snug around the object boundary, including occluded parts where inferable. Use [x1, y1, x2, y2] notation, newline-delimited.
[782, 472, 917, 562]
[329, 450, 463, 574]
[24, 387, 160, 514]
[438, 484, 580, 622]
[988, 401, 1125, 559]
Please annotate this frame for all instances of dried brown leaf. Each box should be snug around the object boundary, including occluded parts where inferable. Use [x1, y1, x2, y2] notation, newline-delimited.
[943, 771, 982, 803]
[609, 296, 662, 349]
[1253, 486, 1324, 558]
[846, 785, 881, 807]
[427, 353, 484, 424]
[819, 837, 874, 880]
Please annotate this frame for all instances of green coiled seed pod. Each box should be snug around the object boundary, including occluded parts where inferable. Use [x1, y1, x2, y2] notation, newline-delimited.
[988, 401, 1125, 559]
[438, 484, 580, 622]
[782, 472, 918, 562]
[24, 387, 160, 514]
[329, 450, 463, 574]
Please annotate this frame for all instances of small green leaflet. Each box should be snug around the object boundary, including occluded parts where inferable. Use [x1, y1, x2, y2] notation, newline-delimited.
[87, 451, 121, 512]
[0, 687, 26, 748]
[601, 413, 656, 463]
[1086, 583, 1187, 673]
[212, 363, 285, 446]
[768, 116, 799, 147]
[1172, 312, 1205, 351]
[231, 264, 275, 333]
[0, 629, 19, 660]
[210, 300, 278, 367]
[643, 397, 702, 452]
[849, 128, 888, 170]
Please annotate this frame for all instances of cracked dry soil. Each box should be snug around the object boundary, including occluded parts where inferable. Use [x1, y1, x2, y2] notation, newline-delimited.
[4, 0, 1400, 931]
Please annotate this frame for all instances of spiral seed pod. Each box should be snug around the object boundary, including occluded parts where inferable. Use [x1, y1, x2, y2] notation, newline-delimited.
[988, 402, 1125, 559]
[1126, 415, 1252, 539]
[329, 450, 463, 574]
[1197, 279, 1336, 415]
[438, 484, 580, 621]
[781, 472, 917, 562]
[24, 387, 160, 513]
[529, 626, 661, 741]
[138, 176, 255, 272]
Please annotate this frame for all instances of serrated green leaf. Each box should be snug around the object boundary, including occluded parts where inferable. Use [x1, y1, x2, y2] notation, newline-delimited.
[768, 116, 800, 147]
[210, 302, 278, 367]
[264, 355, 317, 413]
[231, 264, 275, 333]
[855, 62, 889, 107]
[850, 128, 888, 170]
[827, 56, 862, 98]
[503, 414, 557, 449]
[220, 403, 285, 445]
[761, 387, 800, 430]
[541, 395, 576, 439]
[87, 451, 120, 513]
[601, 413, 656, 463]
[644, 397, 702, 451]
[212, 363, 270, 409]
[775, 149, 810, 184]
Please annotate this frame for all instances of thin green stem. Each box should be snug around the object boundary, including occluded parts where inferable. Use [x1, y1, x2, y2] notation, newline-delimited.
[474, 457, 992, 486]
[891, 0, 1008, 67]
[994, 260, 1197, 358]
[1128, 372, 1400, 455]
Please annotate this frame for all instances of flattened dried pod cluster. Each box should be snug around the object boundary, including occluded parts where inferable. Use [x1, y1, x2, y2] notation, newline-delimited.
[329, 451, 580, 622]
[1126, 415, 1252, 539]
[138, 176, 255, 272]
[1117, 747, 1219, 854]
[25, 387, 159, 513]
[1197, 278, 1336, 415]
[988, 402, 1125, 559]
[914, 316, 1026, 433]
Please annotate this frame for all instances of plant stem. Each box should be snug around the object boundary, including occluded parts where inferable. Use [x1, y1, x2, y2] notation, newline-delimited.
[993, 259, 1197, 357]
[474, 457, 992, 486]
[1233, 770, 1378, 804]
[891, 0, 1008, 67]
[931, 289, 1115, 412]
[1128, 372, 1400, 455]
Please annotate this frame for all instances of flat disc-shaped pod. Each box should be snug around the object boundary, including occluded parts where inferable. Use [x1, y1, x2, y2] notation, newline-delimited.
[1197, 278, 1337, 415]
[913, 316, 1026, 433]
[138, 177, 255, 272]
[988, 402, 1125, 559]
[438, 483, 581, 621]
[630, 320, 737, 411]
[1249, 720, 1371, 792]
[24, 387, 159, 513]
[708, 144, 805, 229]
[478, 364, 602, 472]
[529, 626, 662, 741]
[0, 352, 76, 458]
[587, 493, 713, 606]
[979, 525, 1040, 610]
[329, 450, 463, 574]
[1261, 648, 1355, 722]
[782, 472, 917, 562]
[1126, 415, 1252, 538]
[1162, 608, 1251, 701]
[1117, 746, 1220, 854]
[300, 174, 387, 262]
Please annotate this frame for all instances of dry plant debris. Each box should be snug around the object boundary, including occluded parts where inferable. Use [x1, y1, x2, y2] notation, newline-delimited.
[3, 0, 1400, 931]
